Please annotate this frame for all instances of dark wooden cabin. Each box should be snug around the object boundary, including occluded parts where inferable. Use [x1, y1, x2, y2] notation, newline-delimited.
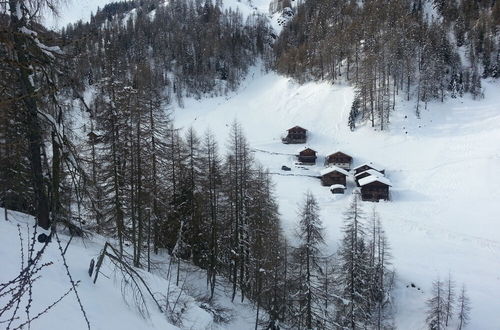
[354, 169, 384, 186]
[320, 166, 348, 186]
[325, 151, 353, 170]
[359, 176, 391, 202]
[283, 126, 307, 144]
[297, 147, 317, 164]
[353, 163, 385, 175]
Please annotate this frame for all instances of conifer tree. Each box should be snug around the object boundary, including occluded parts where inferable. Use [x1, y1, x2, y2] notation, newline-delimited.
[457, 285, 471, 330]
[426, 278, 446, 330]
[444, 274, 456, 327]
[336, 194, 371, 329]
[290, 192, 326, 329]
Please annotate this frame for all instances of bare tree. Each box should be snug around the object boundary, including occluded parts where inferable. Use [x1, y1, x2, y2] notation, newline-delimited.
[457, 285, 471, 330]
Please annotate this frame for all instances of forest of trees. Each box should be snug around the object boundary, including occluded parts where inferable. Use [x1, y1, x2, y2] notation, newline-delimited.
[274, 0, 500, 129]
[0, 0, 479, 328]
[63, 0, 273, 104]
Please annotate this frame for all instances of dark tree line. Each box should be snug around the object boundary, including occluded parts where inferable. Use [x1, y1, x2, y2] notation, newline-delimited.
[84, 76, 289, 315]
[273, 0, 500, 129]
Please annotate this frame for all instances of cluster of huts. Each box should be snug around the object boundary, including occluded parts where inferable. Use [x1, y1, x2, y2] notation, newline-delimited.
[282, 126, 392, 202]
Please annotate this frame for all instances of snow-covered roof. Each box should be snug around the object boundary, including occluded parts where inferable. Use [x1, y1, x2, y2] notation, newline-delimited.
[287, 125, 307, 131]
[355, 169, 384, 178]
[358, 175, 392, 187]
[297, 146, 316, 153]
[320, 166, 349, 176]
[352, 162, 384, 172]
[326, 151, 352, 158]
[329, 184, 346, 190]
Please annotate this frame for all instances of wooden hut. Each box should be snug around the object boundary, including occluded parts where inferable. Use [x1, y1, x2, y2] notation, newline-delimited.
[354, 169, 384, 186]
[358, 175, 391, 201]
[297, 147, 317, 164]
[282, 126, 307, 144]
[330, 184, 346, 194]
[320, 166, 348, 186]
[324, 151, 353, 170]
[353, 162, 385, 175]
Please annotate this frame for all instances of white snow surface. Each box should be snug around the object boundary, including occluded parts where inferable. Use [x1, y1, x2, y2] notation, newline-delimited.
[0, 209, 262, 330]
[174, 66, 500, 329]
[42, 0, 119, 29]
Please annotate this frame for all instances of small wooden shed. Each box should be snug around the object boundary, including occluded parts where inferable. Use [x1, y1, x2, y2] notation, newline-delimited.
[325, 151, 353, 170]
[358, 175, 391, 202]
[353, 162, 385, 176]
[330, 184, 346, 194]
[320, 166, 348, 186]
[297, 147, 317, 164]
[283, 126, 307, 144]
[354, 169, 384, 186]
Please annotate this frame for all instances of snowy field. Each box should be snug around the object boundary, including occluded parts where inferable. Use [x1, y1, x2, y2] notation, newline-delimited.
[174, 66, 500, 329]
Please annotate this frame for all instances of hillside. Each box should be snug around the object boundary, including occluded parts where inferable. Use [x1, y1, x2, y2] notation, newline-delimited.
[0, 207, 269, 329]
[174, 67, 500, 329]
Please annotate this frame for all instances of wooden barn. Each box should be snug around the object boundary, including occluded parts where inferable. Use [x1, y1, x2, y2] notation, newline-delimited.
[355, 169, 384, 186]
[358, 175, 391, 202]
[353, 162, 385, 175]
[282, 126, 307, 144]
[324, 151, 353, 170]
[297, 147, 317, 164]
[320, 166, 349, 186]
[330, 184, 346, 194]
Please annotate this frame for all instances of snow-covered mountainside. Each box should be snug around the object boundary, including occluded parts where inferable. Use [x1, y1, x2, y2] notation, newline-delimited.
[43, 0, 282, 30]
[174, 67, 500, 329]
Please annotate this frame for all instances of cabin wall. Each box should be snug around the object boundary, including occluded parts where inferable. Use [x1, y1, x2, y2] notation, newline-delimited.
[283, 130, 307, 143]
[298, 155, 316, 164]
[321, 173, 346, 186]
[327, 161, 351, 170]
[360, 182, 389, 201]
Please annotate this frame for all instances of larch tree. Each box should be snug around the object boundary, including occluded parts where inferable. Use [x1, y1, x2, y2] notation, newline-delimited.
[426, 278, 446, 330]
[457, 285, 471, 330]
[290, 192, 326, 329]
[335, 194, 371, 329]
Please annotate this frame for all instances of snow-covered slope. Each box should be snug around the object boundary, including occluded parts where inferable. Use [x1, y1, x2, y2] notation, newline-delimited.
[43, 0, 119, 29]
[0, 209, 262, 330]
[174, 66, 500, 329]
[43, 0, 278, 30]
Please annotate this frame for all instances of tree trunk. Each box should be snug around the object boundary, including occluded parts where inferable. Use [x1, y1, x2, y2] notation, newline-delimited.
[9, 0, 50, 230]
